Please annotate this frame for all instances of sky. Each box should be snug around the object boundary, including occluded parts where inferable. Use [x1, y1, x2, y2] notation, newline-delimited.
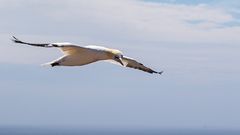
[0, 0, 240, 130]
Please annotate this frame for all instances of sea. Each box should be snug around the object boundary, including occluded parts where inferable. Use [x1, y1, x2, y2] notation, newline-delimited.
[0, 127, 240, 135]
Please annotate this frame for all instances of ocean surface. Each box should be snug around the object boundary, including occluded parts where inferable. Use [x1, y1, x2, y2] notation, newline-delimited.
[0, 127, 240, 135]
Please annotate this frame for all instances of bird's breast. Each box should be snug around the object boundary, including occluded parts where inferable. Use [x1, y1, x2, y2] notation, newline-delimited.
[60, 50, 109, 66]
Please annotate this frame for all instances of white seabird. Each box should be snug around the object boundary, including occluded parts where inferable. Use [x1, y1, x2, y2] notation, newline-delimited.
[12, 36, 163, 74]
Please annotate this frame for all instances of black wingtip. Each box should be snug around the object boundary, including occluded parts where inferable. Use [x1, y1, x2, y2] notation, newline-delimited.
[11, 36, 21, 43]
[158, 71, 163, 75]
[12, 36, 17, 41]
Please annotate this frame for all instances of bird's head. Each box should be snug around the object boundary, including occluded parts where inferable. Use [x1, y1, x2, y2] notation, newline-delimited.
[109, 49, 124, 66]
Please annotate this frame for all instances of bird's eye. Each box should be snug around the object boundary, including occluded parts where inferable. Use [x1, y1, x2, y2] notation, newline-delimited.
[114, 56, 119, 59]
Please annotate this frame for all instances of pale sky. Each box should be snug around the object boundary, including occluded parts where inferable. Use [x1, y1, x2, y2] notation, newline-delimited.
[0, 0, 240, 130]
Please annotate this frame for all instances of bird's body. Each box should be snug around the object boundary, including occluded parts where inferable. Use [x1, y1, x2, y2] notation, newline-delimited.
[51, 45, 108, 66]
[12, 36, 163, 74]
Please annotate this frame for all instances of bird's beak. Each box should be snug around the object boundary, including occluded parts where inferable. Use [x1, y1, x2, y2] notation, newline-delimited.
[115, 58, 124, 66]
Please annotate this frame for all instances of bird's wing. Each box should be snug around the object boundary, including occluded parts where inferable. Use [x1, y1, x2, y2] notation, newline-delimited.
[56, 44, 88, 55]
[12, 36, 88, 55]
[12, 36, 51, 47]
[122, 56, 163, 74]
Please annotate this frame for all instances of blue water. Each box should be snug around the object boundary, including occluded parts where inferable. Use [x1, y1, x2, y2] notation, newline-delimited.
[0, 127, 240, 135]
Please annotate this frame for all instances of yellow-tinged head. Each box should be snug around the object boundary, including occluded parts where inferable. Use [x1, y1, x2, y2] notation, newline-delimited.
[108, 49, 122, 55]
[107, 49, 124, 66]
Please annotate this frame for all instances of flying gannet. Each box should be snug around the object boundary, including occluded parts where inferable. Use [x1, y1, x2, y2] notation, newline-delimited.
[12, 36, 163, 74]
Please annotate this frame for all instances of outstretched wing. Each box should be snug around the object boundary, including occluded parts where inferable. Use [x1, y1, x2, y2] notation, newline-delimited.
[122, 56, 163, 74]
[12, 36, 51, 47]
[12, 36, 87, 55]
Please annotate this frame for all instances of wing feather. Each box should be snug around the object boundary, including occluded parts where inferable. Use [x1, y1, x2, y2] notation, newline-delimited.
[12, 36, 51, 47]
[12, 36, 88, 55]
[122, 56, 163, 74]
[56, 45, 88, 55]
